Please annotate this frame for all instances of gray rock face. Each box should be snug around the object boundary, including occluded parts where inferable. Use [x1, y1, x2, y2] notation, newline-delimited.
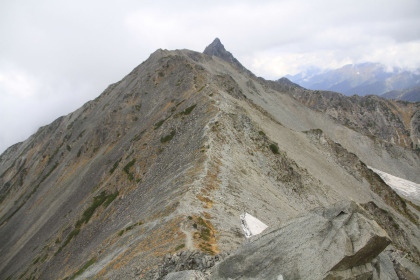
[210, 201, 390, 280]
[203, 38, 253, 76]
[286, 89, 420, 151]
[163, 270, 206, 280]
[144, 250, 229, 279]
[203, 38, 236, 65]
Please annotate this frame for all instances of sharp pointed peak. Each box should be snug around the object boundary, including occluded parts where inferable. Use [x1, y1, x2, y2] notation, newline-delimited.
[211, 37, 222, 44]
[209, 37, 223, 47]
[203, 38, 254, 77]
[203, 38, 227, 56]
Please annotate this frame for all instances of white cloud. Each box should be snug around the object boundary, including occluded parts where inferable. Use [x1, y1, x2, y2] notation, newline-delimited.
[0, 65, 96, 153]
[247, 38, 420, 78]
[0, 69, 40, 99]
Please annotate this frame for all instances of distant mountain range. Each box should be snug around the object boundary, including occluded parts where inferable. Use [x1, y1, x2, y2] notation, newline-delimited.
[286, 62, 420, 101]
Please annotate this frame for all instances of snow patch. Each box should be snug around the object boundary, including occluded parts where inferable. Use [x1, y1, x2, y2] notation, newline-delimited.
[240, 213, 268, 238]
[369, 167, 420, 202]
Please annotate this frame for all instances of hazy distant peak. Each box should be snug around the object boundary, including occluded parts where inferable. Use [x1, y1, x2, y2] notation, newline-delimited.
[276, 77, 301, 88]
[287, 62, 420, 97]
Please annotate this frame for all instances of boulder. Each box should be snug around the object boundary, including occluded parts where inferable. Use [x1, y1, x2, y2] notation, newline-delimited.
[210, 201, 391, 280]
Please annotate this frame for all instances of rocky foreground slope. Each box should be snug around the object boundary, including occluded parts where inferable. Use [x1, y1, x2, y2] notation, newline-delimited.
[0, 39, 420, 279]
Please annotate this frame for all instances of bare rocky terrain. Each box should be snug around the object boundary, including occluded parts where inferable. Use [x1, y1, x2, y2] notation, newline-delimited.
[281, 87, 420, 152]
[0, 39, 420, 279]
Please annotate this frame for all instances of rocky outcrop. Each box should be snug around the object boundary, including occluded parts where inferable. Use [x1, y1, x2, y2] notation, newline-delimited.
[210, 201, 390, 280]
[145, 251, 229, 279]
[203, 38, 254, 77]
[288, 89, 420, 151]
[153, 201, 395, 279]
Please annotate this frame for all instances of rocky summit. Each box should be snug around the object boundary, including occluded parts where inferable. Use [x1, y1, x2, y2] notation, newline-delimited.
[1, 39, 420, 280]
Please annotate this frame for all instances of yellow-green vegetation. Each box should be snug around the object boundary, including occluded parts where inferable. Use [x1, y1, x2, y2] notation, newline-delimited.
[66, 257, 97, 280]
[117, 221, 143, 237]
[56, 228, 80, 255]
[175, 100, 185, 107]
[175, 244, 185, 251]
[109, 158, 122, 174]
[123, 159, 136, 181]
[154, 119, 166, 130]
[76, 191, 115, 227]
[104, 191, 119, 207]
[191, 216, 219, 255]
[161, 130, 176, 143]
[269, 143, 279, 154]
[180, 104, 196, 115]
[40, 254, 48, 263]
[32, 256, 41, 265]
[131, 129, 146, 142]
[197, 217, 211, 241]
[56, 190, 119, 255]
[175, 79, 183, 86]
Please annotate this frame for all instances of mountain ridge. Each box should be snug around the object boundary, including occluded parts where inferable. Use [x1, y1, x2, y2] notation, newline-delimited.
[382, 85, 420, 102]
[1, 39, 420, 279]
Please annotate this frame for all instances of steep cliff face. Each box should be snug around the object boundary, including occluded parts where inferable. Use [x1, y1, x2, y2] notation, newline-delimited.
[0, 41, 420, 280]
[286, 89, 420, 151]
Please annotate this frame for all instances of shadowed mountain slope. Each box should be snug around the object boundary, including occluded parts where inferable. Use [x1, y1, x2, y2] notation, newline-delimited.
[0, 40, 419, 279]
[382, 85, 420, 102]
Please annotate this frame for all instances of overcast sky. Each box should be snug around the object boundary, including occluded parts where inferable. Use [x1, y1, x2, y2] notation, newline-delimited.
[1, 0, 420, 153]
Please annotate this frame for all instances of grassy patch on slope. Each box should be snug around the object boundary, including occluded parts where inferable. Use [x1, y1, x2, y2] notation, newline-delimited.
[56, 190, 119, 255]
